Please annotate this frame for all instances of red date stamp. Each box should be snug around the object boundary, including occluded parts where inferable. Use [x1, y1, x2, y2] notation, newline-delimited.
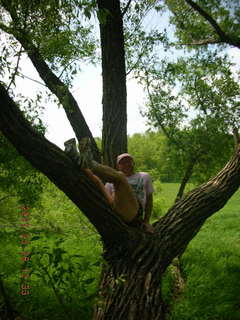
[19, 206, 31, 295]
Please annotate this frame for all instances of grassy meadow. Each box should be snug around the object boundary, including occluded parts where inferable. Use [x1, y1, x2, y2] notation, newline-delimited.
[0, 182, 239, 319]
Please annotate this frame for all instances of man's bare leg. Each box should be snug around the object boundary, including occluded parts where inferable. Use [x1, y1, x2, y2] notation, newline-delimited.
[83, 169, 114, 205]
[92, 164, 139, 222]
[64, 138, 139, 223]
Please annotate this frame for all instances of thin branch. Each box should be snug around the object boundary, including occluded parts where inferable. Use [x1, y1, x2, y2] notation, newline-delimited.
[0, 195, 17, 202]
[184, 0, 240, 49]
[7, 45, 23, 92]
[7, 68, 47, 87]
[184, 0, 227, 38]
[58, 58, 79, 80]
[126, 51, 145, 76]
[145, 72, 185, 150]
[176, 38, 222, 46]
[121, 0, 132, 17]
[0, 16, 46, 89]
[194, 76, 208, 115]
[17, 72, 47, 87]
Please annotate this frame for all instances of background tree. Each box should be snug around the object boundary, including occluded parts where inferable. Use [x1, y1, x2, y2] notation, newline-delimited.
[128, 131, 166, 180]
[141, 52, 239, 200]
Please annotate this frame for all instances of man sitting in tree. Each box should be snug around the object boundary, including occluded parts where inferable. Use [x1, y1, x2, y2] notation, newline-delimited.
[64, 138, 154, 232]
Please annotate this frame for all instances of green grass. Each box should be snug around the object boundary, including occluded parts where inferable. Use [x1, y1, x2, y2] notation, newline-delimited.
[152, 181, 195, 219]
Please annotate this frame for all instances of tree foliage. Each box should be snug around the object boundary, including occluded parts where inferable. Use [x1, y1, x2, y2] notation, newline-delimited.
[128, 131, 166, 180]
[166, 0, 240, 48]
[0, 0, 97, 78]
[140, 51, 239, 193]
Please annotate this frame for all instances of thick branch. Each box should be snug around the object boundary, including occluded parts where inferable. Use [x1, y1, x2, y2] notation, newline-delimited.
[20, 37, 100, 159]
[156, 145, 240, 268]
[0, 84, 139, 249]
[184, 0, 240, 49]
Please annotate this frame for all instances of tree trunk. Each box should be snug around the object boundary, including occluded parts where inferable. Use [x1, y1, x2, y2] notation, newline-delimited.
[93, 257, 166, 320]
[175, 158, 197, 202]
[97, 0, 127, 166]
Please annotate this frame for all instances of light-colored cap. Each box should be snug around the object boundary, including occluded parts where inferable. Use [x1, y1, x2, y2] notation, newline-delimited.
[116, 153, 133, 165]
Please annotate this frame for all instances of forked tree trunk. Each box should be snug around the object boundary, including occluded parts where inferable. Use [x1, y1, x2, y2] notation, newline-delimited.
[93, 241, 167, 320]
[1, 85, 240, 320]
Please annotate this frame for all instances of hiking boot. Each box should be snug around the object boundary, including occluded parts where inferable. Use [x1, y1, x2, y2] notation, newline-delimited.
[64, 137, 95, 169]
[78, 137, 95, 168]
[64, 138, 80, 163]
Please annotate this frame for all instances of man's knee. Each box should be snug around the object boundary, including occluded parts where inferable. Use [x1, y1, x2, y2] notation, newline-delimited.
[114, 171, 127, 185]
[116, 171, 126, 179]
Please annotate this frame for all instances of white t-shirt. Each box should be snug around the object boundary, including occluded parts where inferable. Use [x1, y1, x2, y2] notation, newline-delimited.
[105, 172, 154, 209]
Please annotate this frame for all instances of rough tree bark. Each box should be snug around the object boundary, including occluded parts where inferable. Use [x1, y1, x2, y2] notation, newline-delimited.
[97, 0, 127, 166]
[1, 84, 240, 320]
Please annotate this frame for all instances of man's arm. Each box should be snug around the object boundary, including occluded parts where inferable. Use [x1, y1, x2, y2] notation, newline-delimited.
[143, 193, 153, 223]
